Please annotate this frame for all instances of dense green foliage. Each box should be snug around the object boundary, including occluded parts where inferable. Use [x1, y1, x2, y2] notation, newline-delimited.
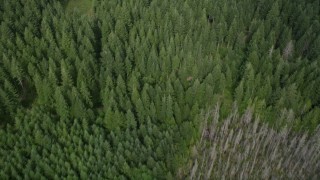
[0, 0, 319, 178]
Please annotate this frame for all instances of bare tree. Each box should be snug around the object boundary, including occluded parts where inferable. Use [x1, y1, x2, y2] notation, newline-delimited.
[188, 104, 320, 179]
[283, 40, 294, 60]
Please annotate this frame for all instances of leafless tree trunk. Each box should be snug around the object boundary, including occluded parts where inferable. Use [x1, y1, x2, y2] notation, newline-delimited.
[188, 103, 320, 179]
[283, 40, 294, 60]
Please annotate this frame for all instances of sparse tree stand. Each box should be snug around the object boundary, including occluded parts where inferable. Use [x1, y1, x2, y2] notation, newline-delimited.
[190, 104, 320, 179]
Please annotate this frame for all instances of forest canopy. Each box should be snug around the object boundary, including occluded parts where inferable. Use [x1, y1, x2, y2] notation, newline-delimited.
[0, 0, 319, 179]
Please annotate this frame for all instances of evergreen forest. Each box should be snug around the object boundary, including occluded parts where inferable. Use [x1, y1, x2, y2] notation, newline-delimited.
[0, 0, 320, 179]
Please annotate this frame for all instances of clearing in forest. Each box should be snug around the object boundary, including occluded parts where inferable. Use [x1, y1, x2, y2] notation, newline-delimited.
[65, 0, 94, 15]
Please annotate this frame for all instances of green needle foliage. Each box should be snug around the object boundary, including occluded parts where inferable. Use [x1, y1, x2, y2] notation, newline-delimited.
[0, 0, 319, 178]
